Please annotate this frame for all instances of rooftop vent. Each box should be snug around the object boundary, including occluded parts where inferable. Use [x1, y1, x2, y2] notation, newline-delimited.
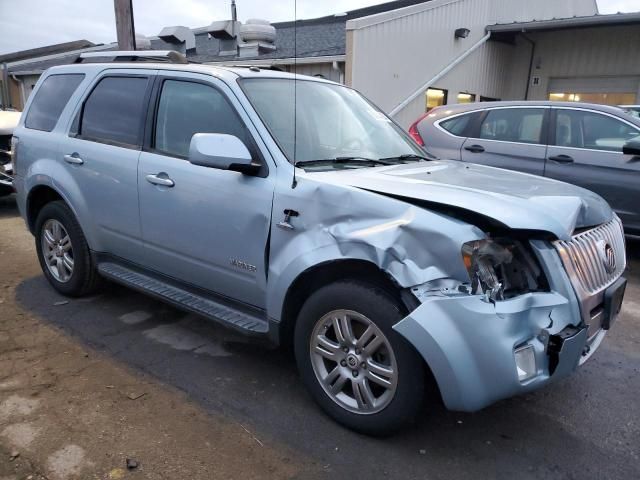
[238, 19, 276, 58]
[158, 26, 196, 53]
[135, 34, 152, 50]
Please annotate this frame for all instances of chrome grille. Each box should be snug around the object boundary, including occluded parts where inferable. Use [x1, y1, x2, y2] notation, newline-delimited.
[554, 216, 626, 296]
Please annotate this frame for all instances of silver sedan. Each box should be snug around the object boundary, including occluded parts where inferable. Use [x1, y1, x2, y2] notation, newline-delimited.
[410, 101, 640, 236]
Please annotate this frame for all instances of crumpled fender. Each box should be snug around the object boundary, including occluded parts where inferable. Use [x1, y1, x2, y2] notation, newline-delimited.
[266, 170, 484, 321]
[393, 291, 574, 411]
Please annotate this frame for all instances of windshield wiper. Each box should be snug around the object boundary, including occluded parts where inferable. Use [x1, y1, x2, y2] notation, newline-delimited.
[378, 153, 432, 163]
[295, 156, 394, 167]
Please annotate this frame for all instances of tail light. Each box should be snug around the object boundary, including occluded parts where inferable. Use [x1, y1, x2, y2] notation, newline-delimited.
[408, 113, 428, 147]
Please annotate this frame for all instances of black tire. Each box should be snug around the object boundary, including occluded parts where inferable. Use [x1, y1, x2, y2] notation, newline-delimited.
[294, 280, 425, 435]
[34, 200, 102, 297]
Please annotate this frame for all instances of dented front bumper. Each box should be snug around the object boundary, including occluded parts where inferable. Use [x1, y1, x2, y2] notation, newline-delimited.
[393, 241, 621, 412]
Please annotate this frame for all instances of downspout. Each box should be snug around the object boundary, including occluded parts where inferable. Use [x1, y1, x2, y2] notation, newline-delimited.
[390, 31, 492, 118]
[1, 63, 9, 108]
[521, 33, 536, 100]
[332, 60, 344, 84]
[11, 74, 26, 109]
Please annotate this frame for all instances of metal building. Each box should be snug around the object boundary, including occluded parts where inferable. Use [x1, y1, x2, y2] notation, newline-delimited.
[346, 0, 640, 127]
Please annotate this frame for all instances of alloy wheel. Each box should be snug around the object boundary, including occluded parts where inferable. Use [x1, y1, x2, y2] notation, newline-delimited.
[41, 219, 74, 283]
[309, 309, 398, 414]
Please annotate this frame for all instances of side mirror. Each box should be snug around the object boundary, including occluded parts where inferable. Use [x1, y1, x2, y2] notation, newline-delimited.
[622, 139, 640, 156]
[188, 133, 260, 175]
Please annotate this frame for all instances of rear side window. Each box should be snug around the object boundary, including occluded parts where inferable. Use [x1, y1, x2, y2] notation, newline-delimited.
[478, 108, 545, 144]
[80, 76, 149, 147]
[25, 74, 84, 132]
[440, 113, 473, 136]
[154, 80, 249, 158]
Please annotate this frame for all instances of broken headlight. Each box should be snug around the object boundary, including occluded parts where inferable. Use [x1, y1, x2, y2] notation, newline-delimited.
[461, 238, 546, 301]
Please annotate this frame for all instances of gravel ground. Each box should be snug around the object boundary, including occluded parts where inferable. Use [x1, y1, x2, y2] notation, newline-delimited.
[1, 193, 639, 479]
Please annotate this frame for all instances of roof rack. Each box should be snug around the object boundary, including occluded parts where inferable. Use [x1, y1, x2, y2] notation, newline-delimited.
[75, 50, 188, 64]
[218, 64, 285, 72]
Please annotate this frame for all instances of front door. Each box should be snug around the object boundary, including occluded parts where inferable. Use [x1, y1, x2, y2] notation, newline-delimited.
[545, 107, 640, 232]
[460, 107, 548, 176]
[137, 75, 274, 308]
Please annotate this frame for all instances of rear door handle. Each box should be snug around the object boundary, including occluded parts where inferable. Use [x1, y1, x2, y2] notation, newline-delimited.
[145, 173, 175, 187]
[464, 144, 485, 153]
[63, 154, 84, 165]
[548, 154, 574, 164]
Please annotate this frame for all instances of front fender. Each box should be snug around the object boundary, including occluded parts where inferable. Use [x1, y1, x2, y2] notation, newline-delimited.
[266, 171, 485, 321]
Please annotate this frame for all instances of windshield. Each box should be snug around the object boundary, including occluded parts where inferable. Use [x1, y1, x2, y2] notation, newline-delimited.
[240, 78, 426, 166]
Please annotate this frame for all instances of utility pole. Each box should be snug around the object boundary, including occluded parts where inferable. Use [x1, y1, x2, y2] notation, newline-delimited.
[114, 0, 136, 50]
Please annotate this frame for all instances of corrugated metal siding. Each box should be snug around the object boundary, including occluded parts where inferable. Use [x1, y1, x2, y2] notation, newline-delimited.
[285, 63, 343, 82]
[348, 0, 597, 127]
[526, 25, 640, 100]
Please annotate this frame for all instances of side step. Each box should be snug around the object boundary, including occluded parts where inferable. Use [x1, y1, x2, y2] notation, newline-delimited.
[97, 262, 269, 336]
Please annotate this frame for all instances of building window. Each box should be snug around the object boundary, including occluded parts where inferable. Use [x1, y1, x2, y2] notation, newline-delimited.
[480, 96, 500, 102]
[457, 92, 476, 104]
[548, 92, 637, 106]
[426, 88, 447, 111]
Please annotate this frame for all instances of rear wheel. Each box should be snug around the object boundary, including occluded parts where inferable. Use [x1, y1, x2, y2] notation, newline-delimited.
[294, 281, 425, 435]
[35, 201, 101, 296]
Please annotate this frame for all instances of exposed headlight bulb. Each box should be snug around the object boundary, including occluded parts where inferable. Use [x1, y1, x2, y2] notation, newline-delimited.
[461, 239, 513, 302]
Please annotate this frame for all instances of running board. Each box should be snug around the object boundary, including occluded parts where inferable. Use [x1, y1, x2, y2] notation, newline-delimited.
[97, 262, 269, 336]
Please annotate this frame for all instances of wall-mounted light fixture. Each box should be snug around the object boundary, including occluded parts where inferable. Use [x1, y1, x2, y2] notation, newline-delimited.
[455, 28, 470, 39]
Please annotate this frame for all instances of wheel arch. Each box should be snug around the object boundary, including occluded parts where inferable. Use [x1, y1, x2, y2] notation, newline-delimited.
[26, 184, 66, 234]
[277, 259, 415, 351]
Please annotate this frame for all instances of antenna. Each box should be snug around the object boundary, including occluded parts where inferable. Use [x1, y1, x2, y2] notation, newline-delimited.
[291, 0, 298, 188]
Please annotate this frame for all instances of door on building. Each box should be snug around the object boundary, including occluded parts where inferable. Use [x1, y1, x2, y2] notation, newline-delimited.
[545, 107, 640, 233]
[547, 76, 639, 106]
[137, 74, 274, 308]
[460, 106, 549, 175]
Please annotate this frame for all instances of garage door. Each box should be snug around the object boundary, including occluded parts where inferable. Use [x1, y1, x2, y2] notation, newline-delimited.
[548, 76, 639, 106]
[549, 76, 639, 93]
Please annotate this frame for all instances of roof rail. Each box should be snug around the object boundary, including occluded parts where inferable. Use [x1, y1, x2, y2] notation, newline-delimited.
[75, 50, 188, 64]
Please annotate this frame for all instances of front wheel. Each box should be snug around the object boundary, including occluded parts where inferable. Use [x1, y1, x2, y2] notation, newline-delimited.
[294, 281, 425, 435]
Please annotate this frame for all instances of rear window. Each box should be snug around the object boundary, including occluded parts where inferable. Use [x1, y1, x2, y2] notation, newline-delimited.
[24, 74, 85, 132]
[80, 76, 149, 147]
[440, 113, 473, 136]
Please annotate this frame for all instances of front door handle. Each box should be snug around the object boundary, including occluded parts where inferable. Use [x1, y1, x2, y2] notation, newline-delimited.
[145, 173, 175, 187]
[464, 144, 485, 153]
[63, 154, 84, 165]
[548, 154, 574, 164]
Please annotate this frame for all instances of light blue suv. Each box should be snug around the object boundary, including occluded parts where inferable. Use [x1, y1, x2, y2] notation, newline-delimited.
[11, 52, 627, 435]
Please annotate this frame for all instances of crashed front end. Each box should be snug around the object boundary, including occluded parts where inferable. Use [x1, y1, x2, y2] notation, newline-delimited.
[394, 216, 627, 412]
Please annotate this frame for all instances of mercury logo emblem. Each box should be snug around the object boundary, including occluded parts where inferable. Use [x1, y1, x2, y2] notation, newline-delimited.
[597, 240, 616, 274]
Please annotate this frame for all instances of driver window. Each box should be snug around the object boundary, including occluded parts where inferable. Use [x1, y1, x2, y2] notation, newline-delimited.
[555, 109, 640, 152]
[155, 80, 250, 158]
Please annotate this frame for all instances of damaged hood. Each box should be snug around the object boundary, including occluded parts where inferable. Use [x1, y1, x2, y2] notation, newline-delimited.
[305, 160, 612, 240]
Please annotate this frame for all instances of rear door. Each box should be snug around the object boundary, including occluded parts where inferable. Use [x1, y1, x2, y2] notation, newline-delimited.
[460, 107, 548, 175]
[62, 71, 154, 261]
[545, 107, 640, 232]
[428, 111, 480, 160]
[137, 73, 275, 308]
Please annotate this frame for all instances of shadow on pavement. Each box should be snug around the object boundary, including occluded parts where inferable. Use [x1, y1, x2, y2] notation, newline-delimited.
[0, 194, 17, 219]
[14, 272, 640, 480]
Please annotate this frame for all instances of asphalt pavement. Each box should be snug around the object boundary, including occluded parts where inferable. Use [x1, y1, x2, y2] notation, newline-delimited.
[3, 194, 640, 479]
